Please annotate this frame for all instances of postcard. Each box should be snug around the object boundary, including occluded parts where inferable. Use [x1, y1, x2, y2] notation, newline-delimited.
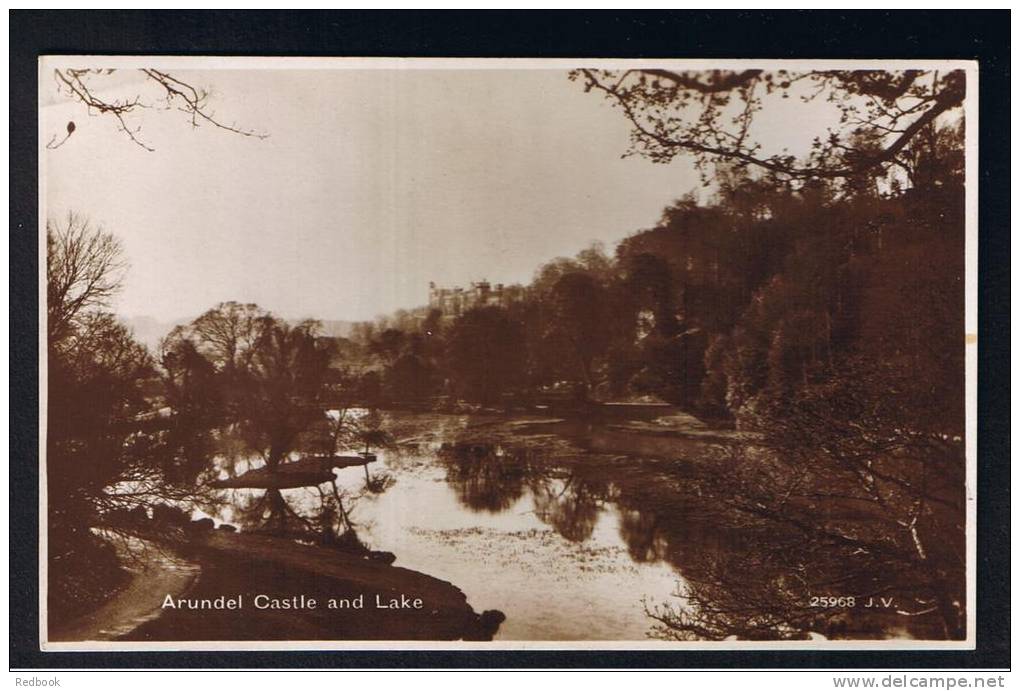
[38, 56, 977, 651]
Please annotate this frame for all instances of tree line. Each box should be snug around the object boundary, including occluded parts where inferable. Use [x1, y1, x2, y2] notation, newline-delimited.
[347, 118, 963, 431]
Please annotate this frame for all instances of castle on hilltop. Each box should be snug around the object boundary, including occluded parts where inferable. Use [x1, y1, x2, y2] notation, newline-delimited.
[428, 280, 526, 319]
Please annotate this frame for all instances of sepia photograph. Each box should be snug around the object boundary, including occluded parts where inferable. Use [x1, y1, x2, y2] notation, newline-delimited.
[38, 56, 977, 651]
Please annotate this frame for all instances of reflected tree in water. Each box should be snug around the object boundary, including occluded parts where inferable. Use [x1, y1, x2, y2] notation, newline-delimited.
[531, 475, 607, 543]
[439, 443, 535, 513]
[616, 508, 669, 563]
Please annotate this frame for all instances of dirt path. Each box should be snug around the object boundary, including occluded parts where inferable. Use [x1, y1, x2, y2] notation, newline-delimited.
[120, 531, 503, 641]
[52, 530, 503, 642]
[49, 536, 200, 642]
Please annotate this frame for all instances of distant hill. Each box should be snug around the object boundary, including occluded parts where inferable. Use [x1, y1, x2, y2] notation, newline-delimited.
[122, 315, 356, 352]
[121, 315, 190, 352]
[312, 319, 356, 340]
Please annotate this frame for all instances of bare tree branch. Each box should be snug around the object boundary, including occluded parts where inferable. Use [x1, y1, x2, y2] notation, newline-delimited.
[572, 68, 965, 184]
[50, 68, 269, 151]
[47, 212, 127, 344]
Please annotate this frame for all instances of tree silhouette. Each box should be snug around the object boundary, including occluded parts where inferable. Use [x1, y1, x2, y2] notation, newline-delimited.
[46, 213, 126, 344]
[572, 68, 965, 185]
[445, 307, 526, 406]
[46, 216, 217, 619]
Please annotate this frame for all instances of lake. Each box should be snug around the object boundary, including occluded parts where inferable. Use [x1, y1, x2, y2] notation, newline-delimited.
[202, 411, 739, 641]
[196, 408, 953, 642]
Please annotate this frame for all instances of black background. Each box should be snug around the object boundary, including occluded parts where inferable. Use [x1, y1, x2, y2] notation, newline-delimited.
[9, 10, 1010, 670]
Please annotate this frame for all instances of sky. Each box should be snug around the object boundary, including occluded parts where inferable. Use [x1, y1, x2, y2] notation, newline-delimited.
[42, 64, 810, 324]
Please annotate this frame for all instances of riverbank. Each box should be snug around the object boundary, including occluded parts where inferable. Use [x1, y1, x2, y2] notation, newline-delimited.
[121, 531, 503, 641]
[52, 530, 503, 643]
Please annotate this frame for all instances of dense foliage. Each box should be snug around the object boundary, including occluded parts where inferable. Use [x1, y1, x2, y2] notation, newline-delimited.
[347, 121, 963, 429]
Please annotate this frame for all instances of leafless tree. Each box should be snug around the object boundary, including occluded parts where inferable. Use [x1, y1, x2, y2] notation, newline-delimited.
[169, 301, 273, 374]
[571, 68, 966, 184]
[46, 212, 127, 345]
[48, 68, 268, 151]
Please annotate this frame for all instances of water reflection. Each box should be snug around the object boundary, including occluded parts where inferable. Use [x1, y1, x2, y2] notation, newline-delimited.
[426, 432, 929, 641]
[617, 509, 669, 563]
[531, 476, 605, 543]
[438, 443, 533, 513]
[435, 440, 720, 563]
[198, 413, 952, 641]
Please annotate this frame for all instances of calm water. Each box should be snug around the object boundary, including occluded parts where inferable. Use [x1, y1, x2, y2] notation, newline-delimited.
[204, 412, 711, 641]
[197, 411, 946, 641]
